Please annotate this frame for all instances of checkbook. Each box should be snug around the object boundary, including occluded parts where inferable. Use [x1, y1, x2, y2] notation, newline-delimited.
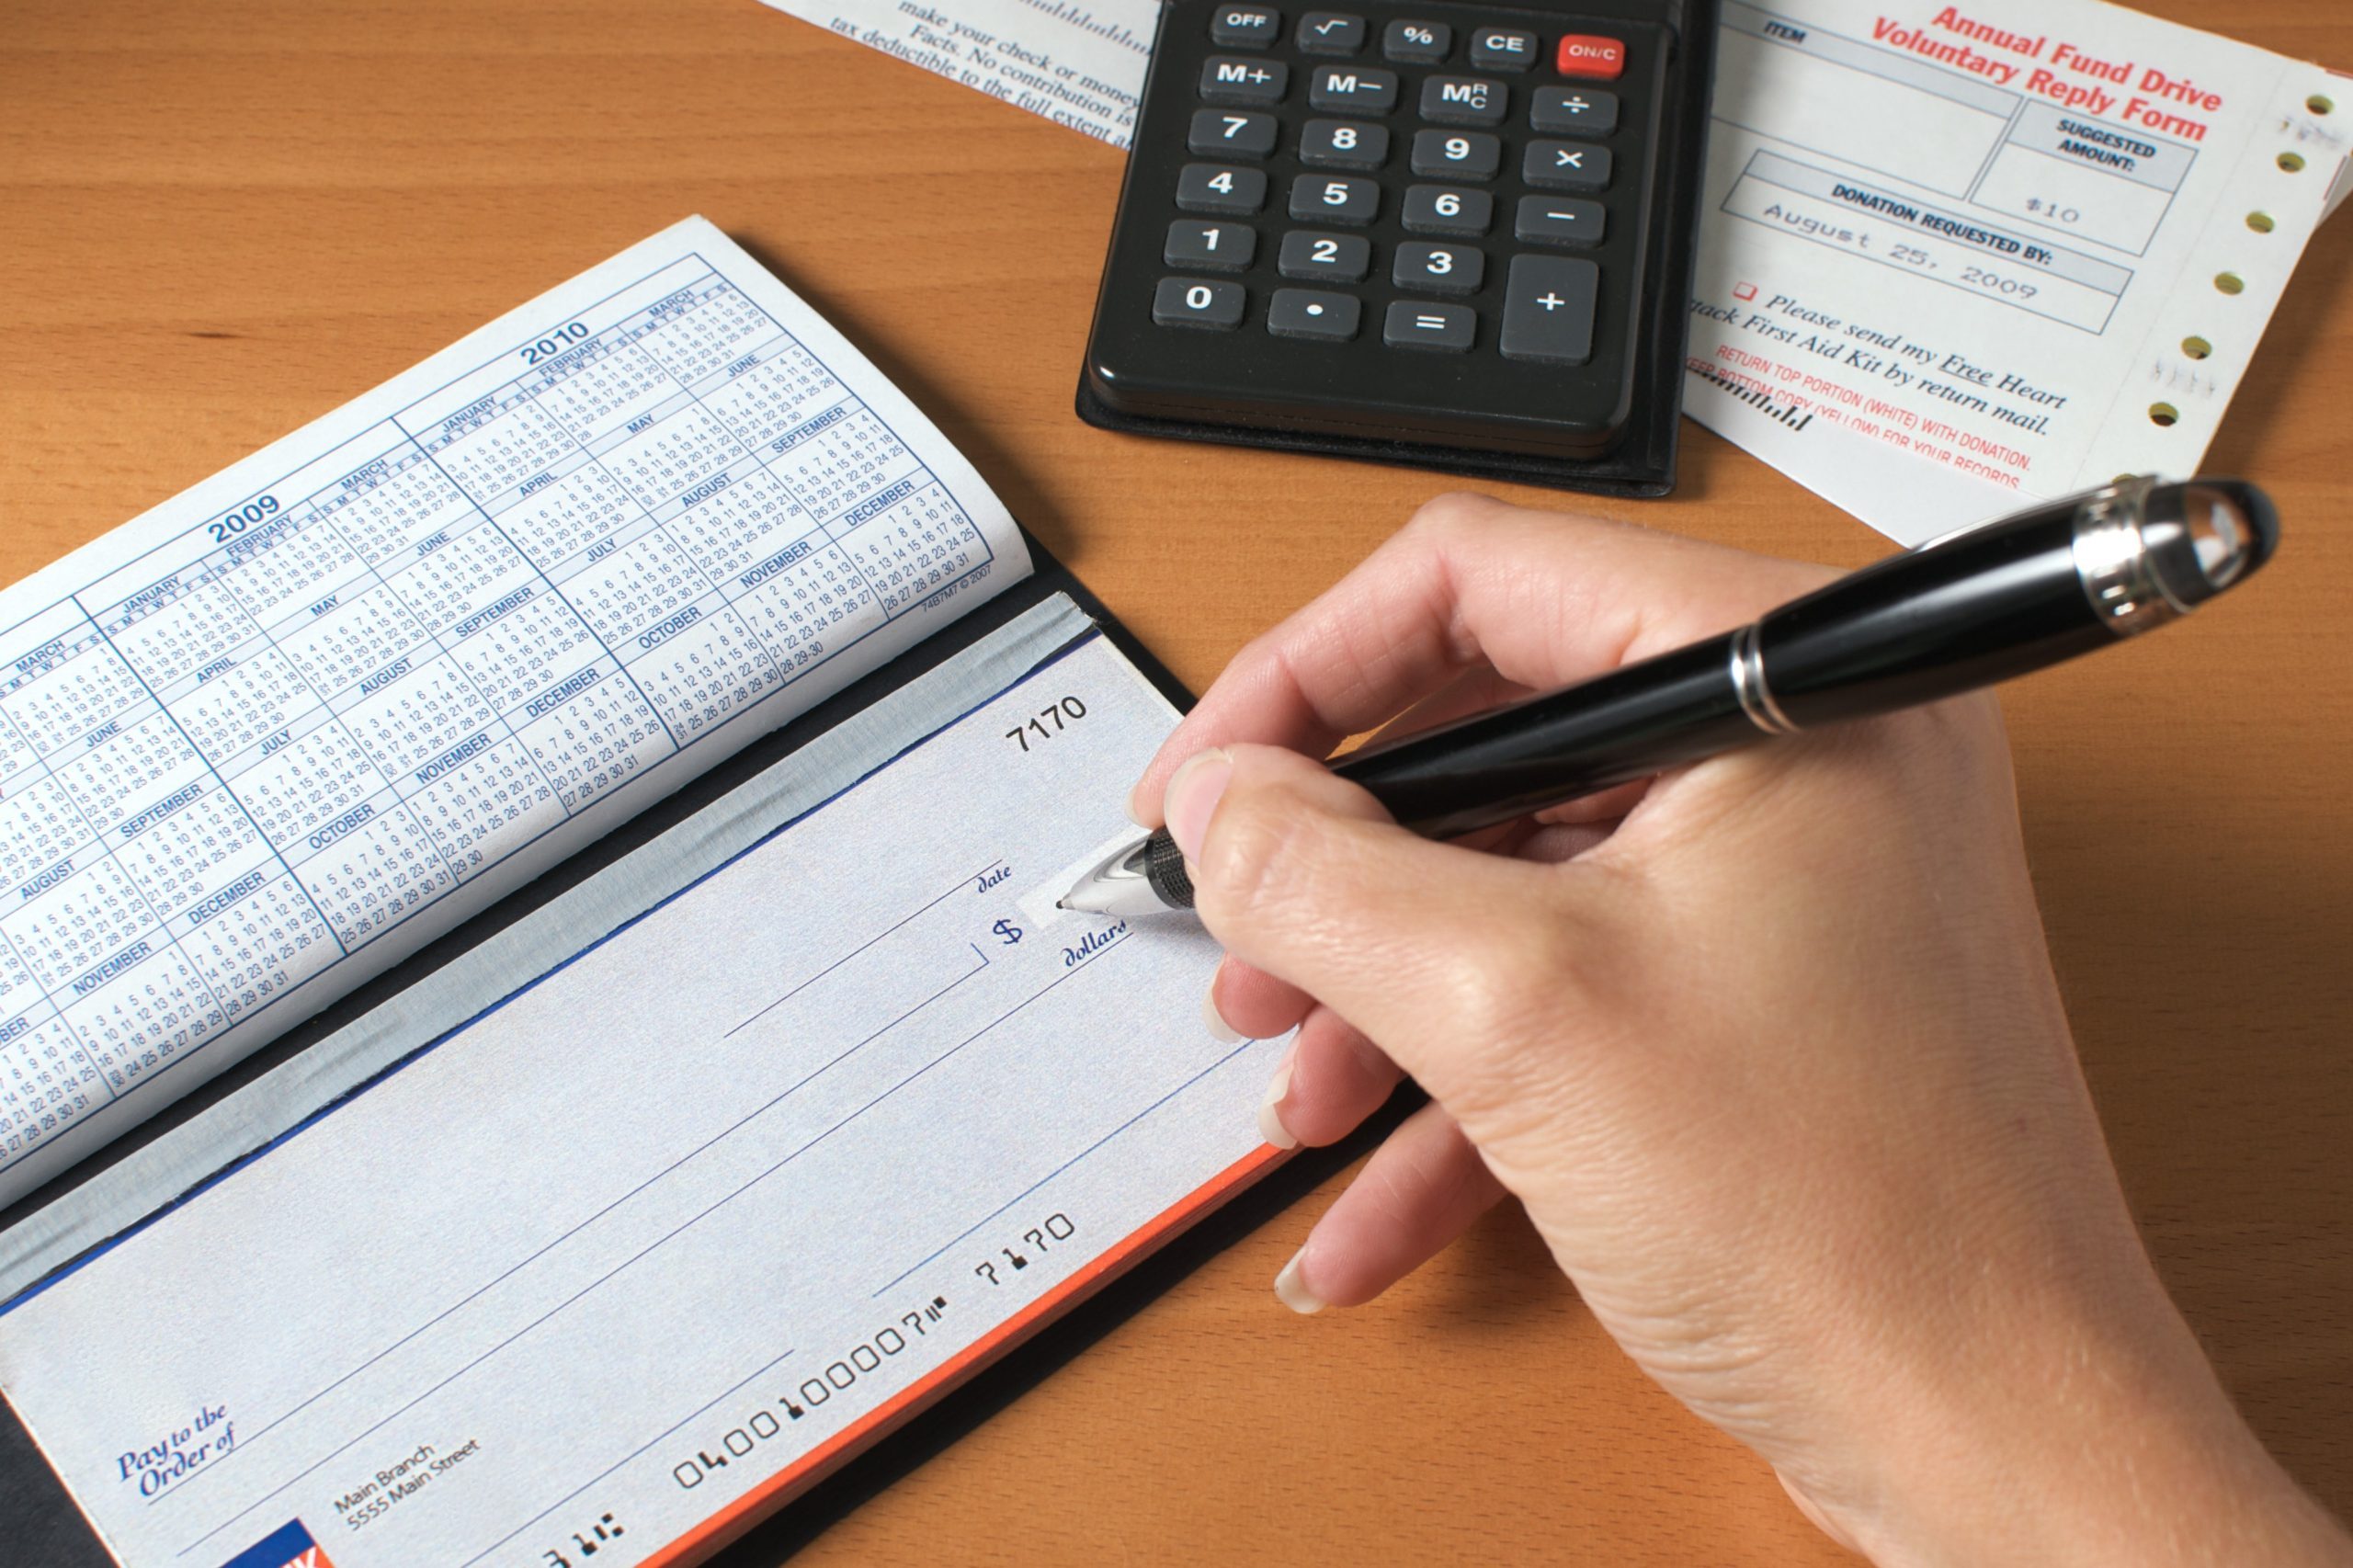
[0, 216, 1293, 1567]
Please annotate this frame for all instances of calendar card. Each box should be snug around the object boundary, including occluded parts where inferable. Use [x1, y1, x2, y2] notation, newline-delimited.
[0, 217, 1031, 1208]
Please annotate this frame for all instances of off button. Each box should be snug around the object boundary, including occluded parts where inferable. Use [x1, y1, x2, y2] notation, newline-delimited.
[1555, 34, 1625, 79]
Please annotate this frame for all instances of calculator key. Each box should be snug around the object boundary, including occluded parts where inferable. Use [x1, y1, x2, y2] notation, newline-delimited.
[1418, 75, 1506, 125]
[1165, 220, 1257, 271]
[1469, 28, 1539, 71]
[1154, 277, 1246, 329]
[1279, 230, 1371, 281]
[1555, 34, 1627, 79]
[1309, 63, 1397, 112]
[1402, 184, 1492, 235]
[1211, 6, 1281, 46]
[1301, 118, 1390, 169]
[1410, 129, 1500, 180]
[1268, 289, 1363, 340]
[1531, 85, 1620, 134]
[1525, 139, 1612, 190]
[1176, 163, 1268, 214]
[1501, 256, 1596, 363]
[1383, 301, 1475, 351]
[1382, 18, 1451, 62]
[1392, 242, 1483, 294]
[1289, 173, 1381, 223]
[1189, 108, 1279, 157]
[1296, 12, 1366, 54]
[1200, 56, 1290, 104]
[1515, 195, 1605, 245]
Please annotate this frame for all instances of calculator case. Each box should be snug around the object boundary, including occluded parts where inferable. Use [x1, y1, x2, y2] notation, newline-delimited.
[0, 536, 1412, 1568]
[1079, 0, 1721, 497]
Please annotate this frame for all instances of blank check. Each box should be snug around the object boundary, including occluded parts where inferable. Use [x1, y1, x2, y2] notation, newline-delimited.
[0, 633, 1283, 1567]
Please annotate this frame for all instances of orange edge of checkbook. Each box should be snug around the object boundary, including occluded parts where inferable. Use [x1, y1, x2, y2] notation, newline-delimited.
[637, 1139, 1297, 1568]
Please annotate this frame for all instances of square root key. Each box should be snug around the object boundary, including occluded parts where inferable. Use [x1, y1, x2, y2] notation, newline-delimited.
[1296, 12, 1367, 54]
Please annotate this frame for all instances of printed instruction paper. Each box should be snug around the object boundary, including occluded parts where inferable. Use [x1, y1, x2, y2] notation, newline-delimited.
[0, 216, 1030, 1208]
[0, 634, 1280, 1568]
[1685, 0, 2347, 541]
[756, 0, 1158, 144]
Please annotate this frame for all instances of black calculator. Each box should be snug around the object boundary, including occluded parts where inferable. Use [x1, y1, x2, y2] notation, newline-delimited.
[1077, 0, 1719, 496]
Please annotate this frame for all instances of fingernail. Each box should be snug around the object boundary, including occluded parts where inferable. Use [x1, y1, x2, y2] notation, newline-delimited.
[1163, 749, 1233, 861]
[1273, 1247, 1324, 1314]
[1122, 784, 1150, 828]
[1201, 987, 1245, 1045]
[1256, 1049, 1297, 1150]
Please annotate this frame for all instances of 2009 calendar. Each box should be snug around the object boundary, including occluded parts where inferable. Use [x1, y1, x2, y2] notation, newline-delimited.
[0, 217, 1030, 1206]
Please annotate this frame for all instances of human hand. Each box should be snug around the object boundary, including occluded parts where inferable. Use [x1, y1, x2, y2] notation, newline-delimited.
[1133, 494, 2351, 1566]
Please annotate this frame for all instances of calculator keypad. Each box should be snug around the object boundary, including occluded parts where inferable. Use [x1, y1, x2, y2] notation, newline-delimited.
[1160, 8, 1629, 360]
[1093, 0, 1670, 462]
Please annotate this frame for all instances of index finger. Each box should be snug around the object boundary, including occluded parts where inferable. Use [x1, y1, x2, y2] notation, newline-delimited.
[1131, 493, 1835, 823]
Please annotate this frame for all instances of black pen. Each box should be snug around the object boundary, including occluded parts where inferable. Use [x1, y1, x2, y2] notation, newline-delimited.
[1059, 476, 2279, 917]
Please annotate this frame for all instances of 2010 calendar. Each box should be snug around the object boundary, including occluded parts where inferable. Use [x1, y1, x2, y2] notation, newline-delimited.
[0, 216, 1030, 1207]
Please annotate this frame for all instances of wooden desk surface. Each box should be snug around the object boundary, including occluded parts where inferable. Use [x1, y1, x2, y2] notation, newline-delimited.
[4, 2, 2347, 1560]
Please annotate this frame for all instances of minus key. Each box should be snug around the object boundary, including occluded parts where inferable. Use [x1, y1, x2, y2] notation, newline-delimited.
[1515, 195, 1605, 245]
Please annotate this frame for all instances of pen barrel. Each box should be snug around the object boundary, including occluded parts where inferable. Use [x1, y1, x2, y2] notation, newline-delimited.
[1756, 502, 2110, 730]
[1336, 636, 1760, 839]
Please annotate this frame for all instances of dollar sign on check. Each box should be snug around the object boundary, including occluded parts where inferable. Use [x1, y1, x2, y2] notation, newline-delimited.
[993, 918, 1023, 945]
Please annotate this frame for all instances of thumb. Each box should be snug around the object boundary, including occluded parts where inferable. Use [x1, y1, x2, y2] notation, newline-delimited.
[1163, 744, 1601, 1120]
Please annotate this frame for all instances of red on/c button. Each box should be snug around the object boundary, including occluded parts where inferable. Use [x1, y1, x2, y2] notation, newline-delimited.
[1556, 33, 1626, 78]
